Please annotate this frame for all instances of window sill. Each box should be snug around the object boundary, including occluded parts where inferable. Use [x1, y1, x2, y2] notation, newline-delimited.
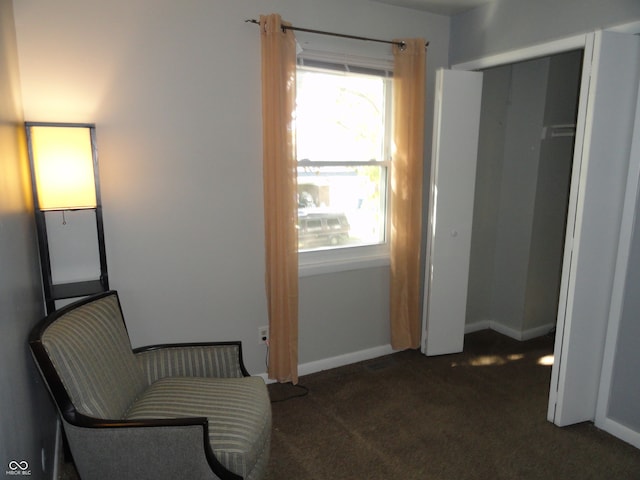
[299, 246, 390, 277]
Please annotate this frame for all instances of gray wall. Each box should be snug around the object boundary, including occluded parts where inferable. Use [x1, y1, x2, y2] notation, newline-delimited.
[12, 0, 449, 374]
[0, 0, 57, 477]
[465, 64, 508, 326]
[467, 51, 580, 339]
[450, 0, 640, 65]
[523, 51, 582, 332]
[490, 57, 549, 335]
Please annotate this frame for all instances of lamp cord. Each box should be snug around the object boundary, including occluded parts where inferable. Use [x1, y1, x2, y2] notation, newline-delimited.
[271, 383, 309, 403]
[265, 340, 310, 402]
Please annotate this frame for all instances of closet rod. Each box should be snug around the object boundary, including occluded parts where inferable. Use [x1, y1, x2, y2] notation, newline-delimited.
[245, 19, 429, 49]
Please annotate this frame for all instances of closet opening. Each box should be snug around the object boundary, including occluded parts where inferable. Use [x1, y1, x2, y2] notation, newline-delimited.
[465, 49, 584, 345]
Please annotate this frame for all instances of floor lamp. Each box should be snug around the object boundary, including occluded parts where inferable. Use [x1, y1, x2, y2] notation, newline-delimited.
[26, 122, 109, 314]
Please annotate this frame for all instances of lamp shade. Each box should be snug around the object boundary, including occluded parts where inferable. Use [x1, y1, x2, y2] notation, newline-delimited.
[29, 125, 97, 210]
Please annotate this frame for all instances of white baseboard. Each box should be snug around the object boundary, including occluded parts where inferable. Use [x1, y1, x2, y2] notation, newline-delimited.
[596, 416, 640, 449]
[465, 320, 490, 334]
[257, 321, 556, 383]
[465, 319, 555, 341]
[520, 323, 556, 341]
[257, 344, 395, 383]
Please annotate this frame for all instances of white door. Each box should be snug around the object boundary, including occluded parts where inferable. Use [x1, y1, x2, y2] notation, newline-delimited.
[421, 69, 483, 356]
[548, 31, 640, 426]
[595, 81, 640, 448]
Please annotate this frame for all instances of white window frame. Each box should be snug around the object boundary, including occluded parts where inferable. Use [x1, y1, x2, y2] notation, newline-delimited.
[295, 54, 394, 277]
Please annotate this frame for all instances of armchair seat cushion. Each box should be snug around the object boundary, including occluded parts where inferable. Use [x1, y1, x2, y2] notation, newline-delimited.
[125, 376, 271, 478]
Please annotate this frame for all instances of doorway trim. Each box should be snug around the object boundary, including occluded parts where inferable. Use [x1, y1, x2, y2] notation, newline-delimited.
[451, 19, 640, 72]
[449, 21, 640, 430]
[452, 33, 586, 72]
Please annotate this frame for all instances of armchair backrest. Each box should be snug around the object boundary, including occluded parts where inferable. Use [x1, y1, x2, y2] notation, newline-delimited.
[31, 291, 147, 421]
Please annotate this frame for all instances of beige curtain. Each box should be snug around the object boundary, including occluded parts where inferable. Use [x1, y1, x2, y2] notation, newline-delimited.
[260, 14, 299, 384]
[390, 39, 426, 350]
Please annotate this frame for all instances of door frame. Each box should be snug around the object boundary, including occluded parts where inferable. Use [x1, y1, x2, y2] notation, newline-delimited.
[449, 21, 640, 428]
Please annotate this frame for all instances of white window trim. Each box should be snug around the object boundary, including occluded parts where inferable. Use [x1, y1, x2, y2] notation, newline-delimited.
[297, 47, 393, 73]
[299, 244, 390, 277]
[296, 51, 393, 276]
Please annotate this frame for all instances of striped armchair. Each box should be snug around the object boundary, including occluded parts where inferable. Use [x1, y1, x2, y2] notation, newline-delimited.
[29, 291, 271, 480]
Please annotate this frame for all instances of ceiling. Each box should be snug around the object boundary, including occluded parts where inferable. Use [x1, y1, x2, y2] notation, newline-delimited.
[371, 0, 495, 15]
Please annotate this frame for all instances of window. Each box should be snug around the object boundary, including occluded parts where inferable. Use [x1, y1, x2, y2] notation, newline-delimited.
[296, 60, 392, 271]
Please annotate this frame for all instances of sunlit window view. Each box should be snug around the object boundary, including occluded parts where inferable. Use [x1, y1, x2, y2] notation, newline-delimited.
[296, 64, 391, 252]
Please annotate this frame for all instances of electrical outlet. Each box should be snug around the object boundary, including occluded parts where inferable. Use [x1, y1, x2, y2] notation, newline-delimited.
[258, 326, 269, 345]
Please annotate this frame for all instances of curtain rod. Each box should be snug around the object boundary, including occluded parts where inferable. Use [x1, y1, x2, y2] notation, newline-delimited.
[245, 19, 429, 49]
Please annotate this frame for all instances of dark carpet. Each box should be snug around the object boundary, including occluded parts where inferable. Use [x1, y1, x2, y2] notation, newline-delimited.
[265, 330, 640, 480]
[58, 329, 640, 479]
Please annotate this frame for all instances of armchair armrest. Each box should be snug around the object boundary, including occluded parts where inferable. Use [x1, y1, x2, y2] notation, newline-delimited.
[63, 415, 241, 480]
[134, 341, 250, 384]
